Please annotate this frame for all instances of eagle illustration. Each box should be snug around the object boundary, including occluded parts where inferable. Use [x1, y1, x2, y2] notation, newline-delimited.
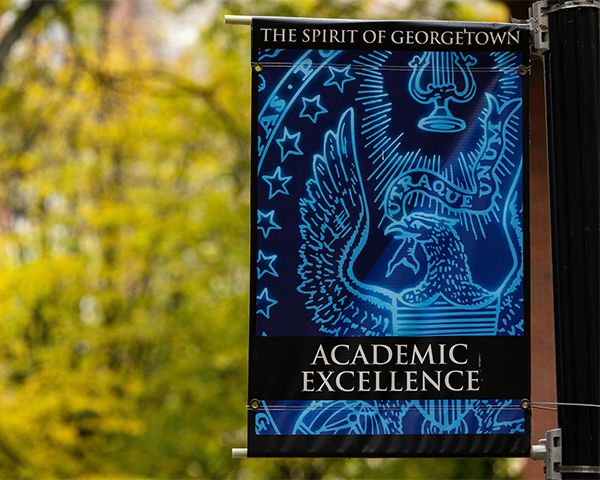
[297, 103, 523, 337]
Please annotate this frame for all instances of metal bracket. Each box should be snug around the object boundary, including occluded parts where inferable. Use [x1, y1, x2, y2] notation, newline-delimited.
[232, 448, 248, 458]
[529, 0, 600, 55]
[545, 429, 563, 480]
[545, 0, 600, 13]
[530, 1, 550, 55]
[531, 428, 600, 479]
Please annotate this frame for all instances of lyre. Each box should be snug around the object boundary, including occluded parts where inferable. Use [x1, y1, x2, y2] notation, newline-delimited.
[408, 51, 477, 133]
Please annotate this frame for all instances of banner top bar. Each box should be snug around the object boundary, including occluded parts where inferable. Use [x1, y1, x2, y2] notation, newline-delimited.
[224, 15, 252, 25]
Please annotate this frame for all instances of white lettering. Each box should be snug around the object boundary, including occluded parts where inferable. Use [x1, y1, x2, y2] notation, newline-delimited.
[302, 371, 314, 392]
[358, 371, 370, 391]
[302, 366, 478, 393]
[374, 371, 388, 391]
[445, 370, 464, 391]
[396, 344, 408, 365]
[331, 344, 350, 365]
[422, 370, 442, 391]
[411, 344, 434, 365]
[449, 344, 468, 365]
[488, 31, 506, 45]
[415, 30, 429, 45]
[373, 344, 393, 365]
[406, 370, 419, 391]
[390, 370, 403, 391]
[273, 28, 286, 42]
[467, 370, 480, 391]
[466, 30, 475, 45]
[351, 344, 370, 365]
[261, 28, 273, 42]
[316, 371, 335, 392]
[476, 31, 489, 45]
[336, 371, 354, 392]
[441, 30, 454, 45]
[311, 344, 330, 365]
[391, 30, 403, 44]
[363, 30, 377, 44]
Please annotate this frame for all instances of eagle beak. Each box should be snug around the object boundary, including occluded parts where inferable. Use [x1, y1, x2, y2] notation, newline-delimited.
[384, 222, 402, 237]
[384, 218, 411, 237]
[386, 237, 420, 277]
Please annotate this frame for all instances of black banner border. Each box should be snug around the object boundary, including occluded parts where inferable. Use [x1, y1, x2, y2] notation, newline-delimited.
[248, 17, 532, 458]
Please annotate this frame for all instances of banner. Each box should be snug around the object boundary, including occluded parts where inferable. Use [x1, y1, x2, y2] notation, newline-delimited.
[248, 17, 530, 457]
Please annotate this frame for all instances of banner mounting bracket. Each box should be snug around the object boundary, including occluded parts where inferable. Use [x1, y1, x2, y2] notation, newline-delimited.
[530, 428, 600, 479]
[530, 1, 550, 55]
[530, 0, 600, 55]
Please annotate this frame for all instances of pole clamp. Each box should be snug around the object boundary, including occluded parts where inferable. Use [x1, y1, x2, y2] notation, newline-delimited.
[530, 1, 550, 55]
[545, 0, 600, 13]
[529, 0, 600, 55]
[531, 428, 600, 479]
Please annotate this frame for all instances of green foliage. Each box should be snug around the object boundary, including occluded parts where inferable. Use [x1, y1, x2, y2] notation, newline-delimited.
[0, 8, 250, 478]
[0, 0, 523, 478]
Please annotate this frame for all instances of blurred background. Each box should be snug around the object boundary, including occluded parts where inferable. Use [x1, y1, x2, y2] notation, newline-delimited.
[0, 0, 556, 478]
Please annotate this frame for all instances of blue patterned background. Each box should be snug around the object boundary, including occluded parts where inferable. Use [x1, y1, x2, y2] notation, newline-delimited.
[255, 49, 524, 337]
[254, 399, 525, 436]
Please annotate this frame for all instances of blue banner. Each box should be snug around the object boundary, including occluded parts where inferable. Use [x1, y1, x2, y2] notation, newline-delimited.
[255, 400, 525, 436]
[249, 17, 530, 458]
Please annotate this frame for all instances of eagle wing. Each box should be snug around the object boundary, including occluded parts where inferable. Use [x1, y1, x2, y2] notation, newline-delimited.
[297, 108, 393, 336]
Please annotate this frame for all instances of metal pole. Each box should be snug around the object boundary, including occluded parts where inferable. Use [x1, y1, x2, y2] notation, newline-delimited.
[542, 0, 600, 477]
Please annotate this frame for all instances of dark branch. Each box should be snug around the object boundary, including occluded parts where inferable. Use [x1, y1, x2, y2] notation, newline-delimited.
[0, 0, 57, 80]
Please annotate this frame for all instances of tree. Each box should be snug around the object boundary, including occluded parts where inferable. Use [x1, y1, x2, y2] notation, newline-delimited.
[0, 0, 524, 478]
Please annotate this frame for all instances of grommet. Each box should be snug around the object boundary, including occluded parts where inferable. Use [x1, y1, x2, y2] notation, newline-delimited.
[518, 65, 529, 77]
[249, 398, 261, 410]
[520, 398, 531, 410]
[253, 63, 264, 73]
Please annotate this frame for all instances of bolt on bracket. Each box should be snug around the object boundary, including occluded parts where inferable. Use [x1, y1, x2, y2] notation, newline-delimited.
[529, 0, 600, 55]
[530, 1, 550, 55]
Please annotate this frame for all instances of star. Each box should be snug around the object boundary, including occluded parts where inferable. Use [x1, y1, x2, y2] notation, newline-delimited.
[324, 65, 356, 93]
[257, 288, 277, 319]
[276, 127, 303, 163]
[299, 95, 328, 124]
[262, 167, 292, 199]
[257, 250, 279, 279]
[257, 210, 282, 238]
